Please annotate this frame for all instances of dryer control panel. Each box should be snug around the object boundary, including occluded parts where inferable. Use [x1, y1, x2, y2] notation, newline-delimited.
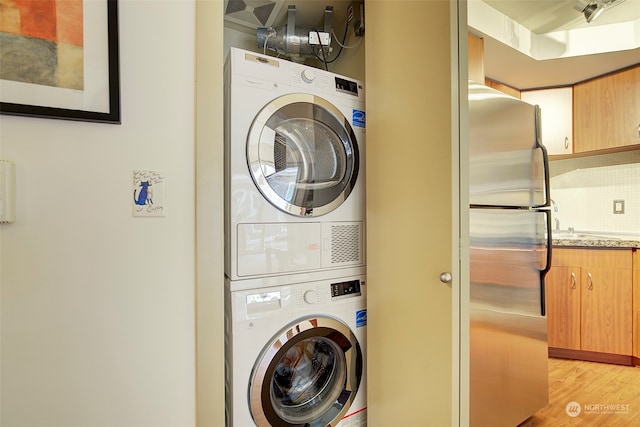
[331, 279, 362, 298]
[335, 77, 359, 96]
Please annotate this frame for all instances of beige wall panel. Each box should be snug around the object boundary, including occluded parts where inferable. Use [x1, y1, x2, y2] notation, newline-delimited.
[365, 1, 454, 425]
[196, 1, 225, 426]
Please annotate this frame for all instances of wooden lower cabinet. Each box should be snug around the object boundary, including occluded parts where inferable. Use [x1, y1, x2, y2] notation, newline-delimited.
[634, 250, 640, 362]
[581, 266, 632, 354]
[546, 265, 581, 350]
[546, 248, 633, 364]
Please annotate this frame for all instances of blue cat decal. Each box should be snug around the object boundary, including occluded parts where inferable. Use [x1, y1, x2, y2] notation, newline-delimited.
[134, 181, 153, 206]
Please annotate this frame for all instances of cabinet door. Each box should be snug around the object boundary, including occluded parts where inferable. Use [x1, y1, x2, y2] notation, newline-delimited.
[522, 88, 573, 155]
[468, 33, 484, 84]
[580, 267, 633, 355]
[574, 66, 640, 153]
[635, 250, 640, 359]
[546, 266, 581, 350]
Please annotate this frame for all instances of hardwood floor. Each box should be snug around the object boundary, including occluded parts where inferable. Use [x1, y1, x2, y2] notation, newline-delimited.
[519, 358, 640, 426]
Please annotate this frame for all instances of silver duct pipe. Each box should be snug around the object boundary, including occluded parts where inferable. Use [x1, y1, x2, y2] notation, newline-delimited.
[257, 5, 333, 62]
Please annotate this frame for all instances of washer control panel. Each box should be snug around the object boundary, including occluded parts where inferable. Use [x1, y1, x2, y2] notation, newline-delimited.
[331, 279, 362, 299]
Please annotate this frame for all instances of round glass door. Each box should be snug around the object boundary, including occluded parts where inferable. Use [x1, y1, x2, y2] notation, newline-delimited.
[249, 316, 363, 427]
[247, 94, 359, 217]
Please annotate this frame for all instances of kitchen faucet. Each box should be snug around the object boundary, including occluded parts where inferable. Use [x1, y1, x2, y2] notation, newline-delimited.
[551, 199, 560, 232]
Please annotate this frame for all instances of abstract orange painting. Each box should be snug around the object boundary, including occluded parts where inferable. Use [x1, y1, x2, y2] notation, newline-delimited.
[0, 0, 84, 90]
[0, 0, 119, 123]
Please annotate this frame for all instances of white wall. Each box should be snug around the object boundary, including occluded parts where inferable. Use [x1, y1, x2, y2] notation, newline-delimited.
[550, 151, 640, 235]
[0, 1, 197, 426]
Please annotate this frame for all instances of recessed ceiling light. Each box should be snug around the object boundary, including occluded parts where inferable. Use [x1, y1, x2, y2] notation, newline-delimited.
[574, 0, 627, 23]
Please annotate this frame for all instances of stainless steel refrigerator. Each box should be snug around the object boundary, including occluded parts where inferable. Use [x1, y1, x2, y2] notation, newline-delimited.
[468, 82, 551, 427]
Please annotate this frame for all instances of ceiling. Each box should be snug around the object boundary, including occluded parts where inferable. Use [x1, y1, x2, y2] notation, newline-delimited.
[481, 39, 639, 90]
[475, 0, 640, 90]
[224, 0, 640, 90]
[483, 0, 639, 33]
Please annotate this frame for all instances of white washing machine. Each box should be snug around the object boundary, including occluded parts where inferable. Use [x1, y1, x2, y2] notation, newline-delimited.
[225, 275, 367, 427]
[224, 47, 366, 282]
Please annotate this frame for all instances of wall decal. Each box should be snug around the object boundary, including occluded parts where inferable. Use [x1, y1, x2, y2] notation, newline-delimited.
[133, 170, 165, 218]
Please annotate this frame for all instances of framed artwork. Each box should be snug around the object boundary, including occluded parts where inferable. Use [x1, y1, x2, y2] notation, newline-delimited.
[0, 0, 120, 124]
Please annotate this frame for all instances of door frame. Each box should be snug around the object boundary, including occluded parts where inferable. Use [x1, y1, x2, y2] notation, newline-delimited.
[454, 1, 470, 426]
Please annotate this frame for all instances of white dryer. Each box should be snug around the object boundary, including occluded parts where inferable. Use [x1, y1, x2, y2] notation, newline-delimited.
[224, 47, 366, 282]
[225, 275, 367, 427]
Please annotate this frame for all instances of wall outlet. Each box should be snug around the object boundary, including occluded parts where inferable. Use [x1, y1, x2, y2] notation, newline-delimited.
[613, 199, 625, 214]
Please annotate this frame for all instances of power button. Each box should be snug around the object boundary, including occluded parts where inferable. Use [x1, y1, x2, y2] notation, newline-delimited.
[303, 290, 318, 304]
[301, 68, 316, 83]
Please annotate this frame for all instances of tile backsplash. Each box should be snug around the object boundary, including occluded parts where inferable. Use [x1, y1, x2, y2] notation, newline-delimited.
[549, 151, 640, 235]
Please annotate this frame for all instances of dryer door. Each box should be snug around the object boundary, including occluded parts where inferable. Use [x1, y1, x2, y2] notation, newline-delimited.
[249, 316, 363, 427]
[247, 93, 359, 217]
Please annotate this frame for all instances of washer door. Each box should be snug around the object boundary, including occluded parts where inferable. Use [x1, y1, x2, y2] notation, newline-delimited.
[247, 93, 360, 217]
[249, 316, 363, 427]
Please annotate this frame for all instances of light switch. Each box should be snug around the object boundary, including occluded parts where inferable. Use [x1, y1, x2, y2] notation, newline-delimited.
[613, 199, 625, 214]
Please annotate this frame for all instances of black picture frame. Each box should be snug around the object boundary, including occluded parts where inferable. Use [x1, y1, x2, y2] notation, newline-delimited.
[0, 0, 120, 124]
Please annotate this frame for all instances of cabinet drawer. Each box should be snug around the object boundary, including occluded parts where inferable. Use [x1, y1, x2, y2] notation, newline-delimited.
[552, 248, 632, 269]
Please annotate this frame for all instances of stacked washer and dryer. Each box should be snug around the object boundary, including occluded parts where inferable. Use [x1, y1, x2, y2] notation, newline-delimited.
[224, 47, 367, 427]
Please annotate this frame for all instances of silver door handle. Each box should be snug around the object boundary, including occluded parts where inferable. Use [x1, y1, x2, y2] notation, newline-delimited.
[439, 272, 452, 283]
[587, 272, 593, 290]
[564, 136, 569, 149]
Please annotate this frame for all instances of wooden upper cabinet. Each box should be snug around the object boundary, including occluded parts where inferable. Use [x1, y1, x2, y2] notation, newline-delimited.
[468, 33, 484, 84]
[573, 65, 640, 153]
[467, 33, 521, 98]
[486, 79, 521, 99]
[522, 87, 573, 155]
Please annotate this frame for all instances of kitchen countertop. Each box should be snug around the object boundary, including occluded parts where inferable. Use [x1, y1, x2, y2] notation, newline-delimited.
[551, 231, 640, 249]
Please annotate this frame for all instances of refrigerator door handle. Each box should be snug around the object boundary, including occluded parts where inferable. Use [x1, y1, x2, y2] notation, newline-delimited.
[539, 208, 552, 316]
[534, 105, 552, 208]
[541, 209, 552, 276]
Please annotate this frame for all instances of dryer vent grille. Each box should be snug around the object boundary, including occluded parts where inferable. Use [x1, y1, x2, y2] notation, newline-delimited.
[331, 224, 361, 264]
